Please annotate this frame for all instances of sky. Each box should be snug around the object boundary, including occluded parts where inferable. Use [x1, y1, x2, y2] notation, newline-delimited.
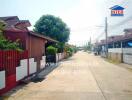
[0, 0, 132, 46]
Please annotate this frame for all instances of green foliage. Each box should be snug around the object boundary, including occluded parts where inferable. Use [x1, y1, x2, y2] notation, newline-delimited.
[53, 42, 65, 53]
[34, 15, 70, 43]
[0, 20, 6, 33]
[64, 45, 74, 57]
[64, 45, 72, 52]
[46, 46, 57, 55]
[67, 50, 72, 57]
[72, 46, 78, 53]
[0, 35, 22, 51]
[0, 20, 22, 51]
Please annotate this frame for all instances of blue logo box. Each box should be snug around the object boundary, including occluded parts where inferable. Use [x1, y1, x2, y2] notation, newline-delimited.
[110, 5, 125, 16]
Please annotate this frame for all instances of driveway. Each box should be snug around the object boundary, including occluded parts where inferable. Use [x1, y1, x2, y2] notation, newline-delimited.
[3, 51, 132, 100]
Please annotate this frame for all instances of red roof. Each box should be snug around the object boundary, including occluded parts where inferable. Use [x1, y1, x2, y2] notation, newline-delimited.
[29, 31, 58, 43]
[0, 16, 31, 32]
[0, 16, 19, 21]
[1, 16, 58, 43]
[97, 33, 132, 46]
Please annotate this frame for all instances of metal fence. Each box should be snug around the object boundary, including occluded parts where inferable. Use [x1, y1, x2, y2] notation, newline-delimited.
[0, 50, 28, 95]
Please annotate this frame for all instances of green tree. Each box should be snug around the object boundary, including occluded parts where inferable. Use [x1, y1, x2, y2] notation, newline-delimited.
[34, 15, 70, 43]
[53, 42, 65, 53]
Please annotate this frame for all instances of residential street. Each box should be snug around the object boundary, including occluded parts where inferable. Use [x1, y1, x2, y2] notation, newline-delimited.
[5, 51, 132, 100]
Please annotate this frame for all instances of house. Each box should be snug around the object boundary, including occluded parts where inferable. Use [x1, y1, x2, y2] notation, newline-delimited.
[0, 16, 58, 71]
[110, 5, 124, 16]
[0, 16, 59, 95]
[95, 31, 132, 64]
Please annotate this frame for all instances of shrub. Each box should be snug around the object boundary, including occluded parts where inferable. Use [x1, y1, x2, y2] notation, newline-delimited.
[67, 50, 72, 57]
[46, 46, 57, 55]
[0, 35, 22, 51]
[52, 42, 65, 53]
[64, 45, 74, 57]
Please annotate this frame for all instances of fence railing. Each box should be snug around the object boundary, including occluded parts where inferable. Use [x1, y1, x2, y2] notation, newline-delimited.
[0, 50, 28, 95]
[0, 50, 28, 74]
[0, 50, 64, 95]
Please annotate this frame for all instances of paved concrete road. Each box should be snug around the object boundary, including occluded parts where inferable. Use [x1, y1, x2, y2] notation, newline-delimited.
[5, 51, 132, 100]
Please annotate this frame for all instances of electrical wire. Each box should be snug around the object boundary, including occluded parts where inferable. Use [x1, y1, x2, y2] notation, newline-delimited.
[95, 0, 131, 42]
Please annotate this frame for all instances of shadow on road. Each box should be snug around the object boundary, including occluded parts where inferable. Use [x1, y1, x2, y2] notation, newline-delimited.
[1, 62, 61, 98]
[32, 63, 61, 83]
[1, 57, 74, 98]
[32, 57, 75, 83]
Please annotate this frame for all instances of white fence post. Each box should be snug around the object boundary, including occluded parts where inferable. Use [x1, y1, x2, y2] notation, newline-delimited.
[29, 58, 37, 74]
[40, 56, 46, 69]
[123, 48, 132, 64]
[0, 71, 5, 89]
[16, 59, 28, 81]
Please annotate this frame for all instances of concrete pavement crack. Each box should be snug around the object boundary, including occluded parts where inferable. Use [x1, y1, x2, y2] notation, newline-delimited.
[88, 65, 107, 100]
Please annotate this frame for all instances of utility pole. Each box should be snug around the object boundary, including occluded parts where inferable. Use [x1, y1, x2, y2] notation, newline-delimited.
[89, 37, 91, 45]
[105, 17, 108, 58]
[90, 37, 92, 51]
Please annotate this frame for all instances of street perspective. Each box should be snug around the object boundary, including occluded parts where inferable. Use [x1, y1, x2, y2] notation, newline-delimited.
[0, 0, 132, 100]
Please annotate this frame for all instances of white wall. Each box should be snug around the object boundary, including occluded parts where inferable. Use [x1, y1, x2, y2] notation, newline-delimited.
[108, 48, 132, 65]
[16, 59, 28, 81]
[56, 54, 59, 62]
[61, 53, 64, 59]
[57, 53, 65, 61]
[29, 58, 37, 74]
[123, 54, 132, 65]
[58, 53, 63, 60]
[123, 48, 132, 65]
[40, 56, 46, 69]
[108, 48, 122, 53]
[0, 71, 5, 89]
[123, 48, 132, 54]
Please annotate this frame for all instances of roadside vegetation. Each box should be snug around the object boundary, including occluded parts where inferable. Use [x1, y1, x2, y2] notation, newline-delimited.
[34, 15, 70, 43]
[34, 15, 77, 57]
[46, 46, 58, 55]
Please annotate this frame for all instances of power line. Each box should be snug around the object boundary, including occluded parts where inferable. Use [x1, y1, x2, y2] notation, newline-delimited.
[95, 15, 132, 42]
[95, 0, 130, 42]
[71, 26, 104, 32]
[110, 16, 132, 28]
